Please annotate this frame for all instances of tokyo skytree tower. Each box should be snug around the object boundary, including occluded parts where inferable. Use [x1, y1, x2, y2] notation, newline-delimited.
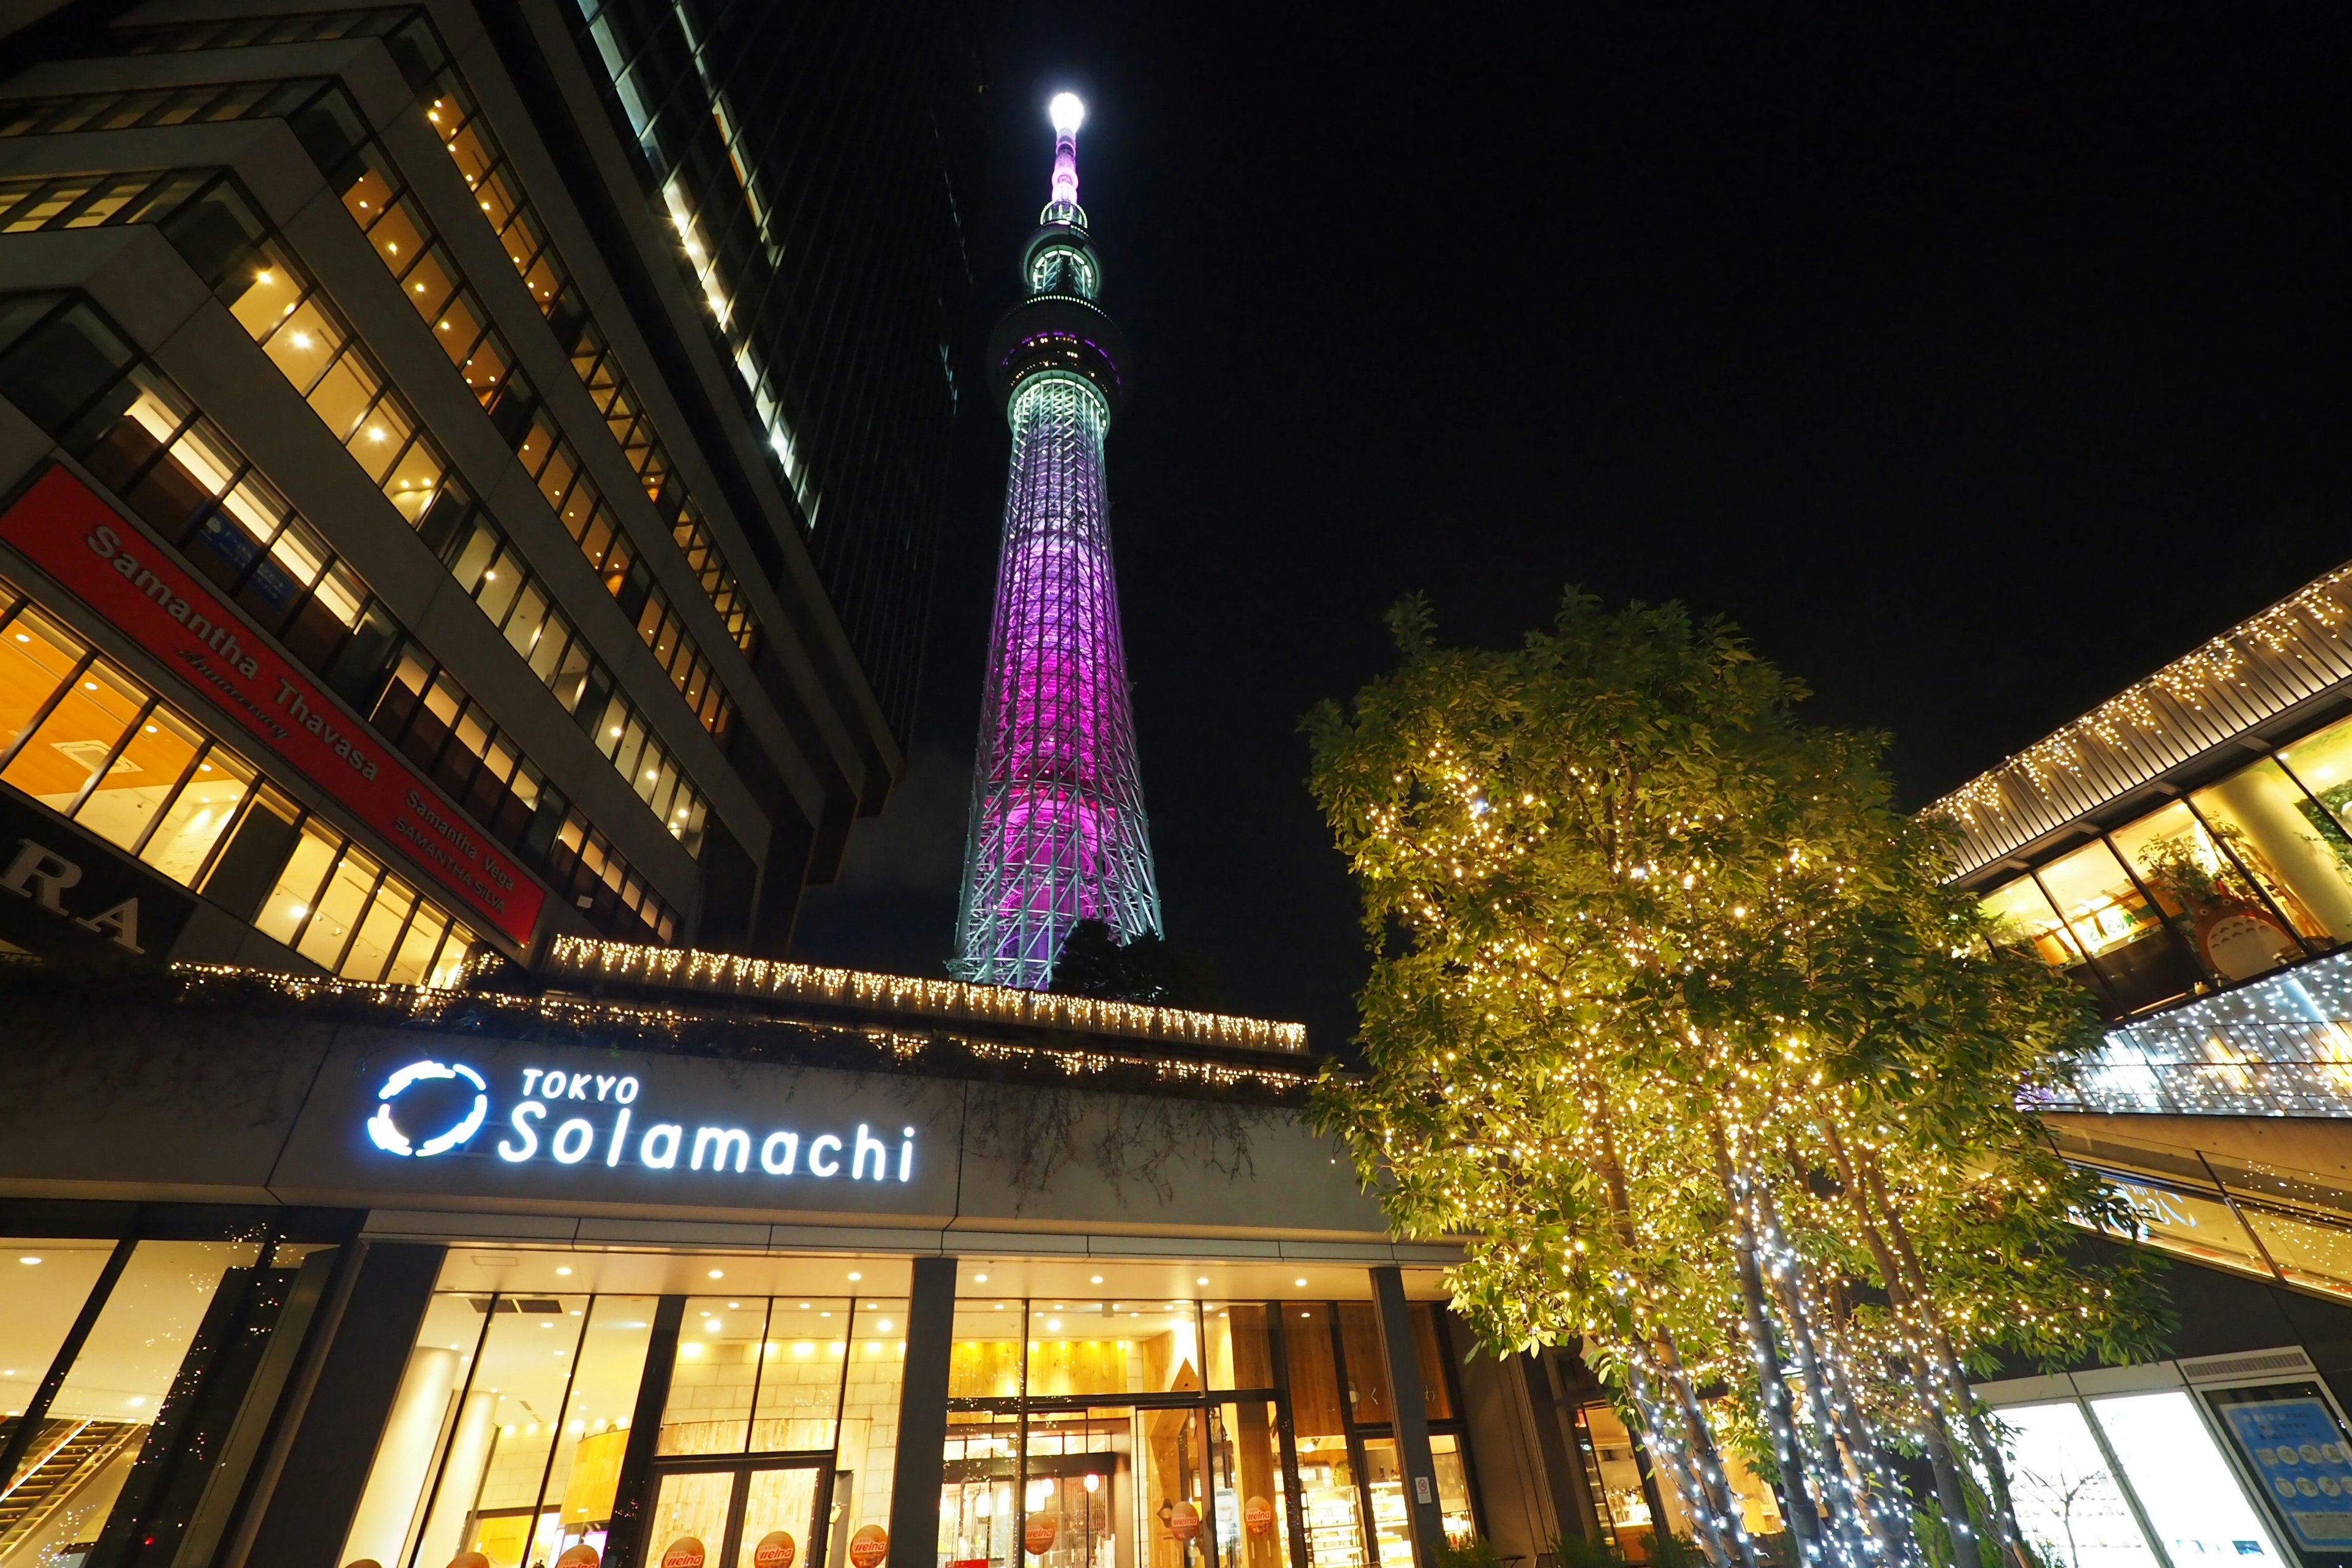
[952, 93, 1161, 989]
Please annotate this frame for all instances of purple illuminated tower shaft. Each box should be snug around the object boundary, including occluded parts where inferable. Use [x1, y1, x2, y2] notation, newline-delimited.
[954, 97, 1159, 989]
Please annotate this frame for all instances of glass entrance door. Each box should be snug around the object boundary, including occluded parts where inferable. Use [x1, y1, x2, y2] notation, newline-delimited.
[644, 1461, 827, 1568]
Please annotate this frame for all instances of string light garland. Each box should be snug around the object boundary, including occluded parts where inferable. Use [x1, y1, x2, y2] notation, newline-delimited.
[542, 935, 1307, 1054]
[162, 961, 1315, 1095]
[1928, 562, 2352, 875]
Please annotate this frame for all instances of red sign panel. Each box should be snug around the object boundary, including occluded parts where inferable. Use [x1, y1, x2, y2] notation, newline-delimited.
[0, 466, 544, 946]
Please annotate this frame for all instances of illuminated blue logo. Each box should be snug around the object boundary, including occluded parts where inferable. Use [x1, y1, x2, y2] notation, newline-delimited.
[369, 1059, 489, 1157]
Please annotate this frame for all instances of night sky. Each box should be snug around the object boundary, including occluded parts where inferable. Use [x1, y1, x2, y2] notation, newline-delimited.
[793, 4, 2352, 1053]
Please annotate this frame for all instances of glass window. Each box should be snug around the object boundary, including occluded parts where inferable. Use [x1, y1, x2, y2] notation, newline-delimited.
[644, 1470, 733, 1568]
[2112, 804, 2297, 985]
[34, 1239, 264, 1498]
[3, 657, 146, 816]
[138, 745, 251, 886]
[1206, 1304, 1272, 1391]
[342, 873, 413, 982]
[349, 393, 416, 481]
[295, 845, 379, 970]
[951, 1298, 1023, 1402]
[1026, 1308, 1131, 1401]
[74, 704, 201, 853]
[2193, 761, 2352, 944]
[1213, 1401, 1293, 1568]
[416, 1293, 594, 1568]
[1336, 1305, 1390, 1427]
[838, 1300, 907, 1553]
[1995, 1400, 2160, 1568]
[531, 1295, 654, 1563]
[2038, 837, 2202, 1011]
[226, 255, 299, 339]
[0, 605, 86, 764]
[1294, 1428, 1364, 1568]
[2087, 1390, 2285, 1562]
[1983, 872, 2092, 971]
[385, 903, 450, 987]
[755, 1298, 849, 1452]
[1283, 1306, 1343, 1441]
[341, 1291, 492, 1567]
[1410, 1306, 1453, 1422]
[2237, 1206, 2352, 1302]
[661, 1295, 763, 1456]
[257, 296, 345, 393]
[0, 1240, 119, 1428]
[1358, 1436, 1412, 1567]
[2106, 1176, 2274, 1281]
[304, 353, 376, 443]
[2278, 717, 2352, 833]
[254, 820, 339, 946]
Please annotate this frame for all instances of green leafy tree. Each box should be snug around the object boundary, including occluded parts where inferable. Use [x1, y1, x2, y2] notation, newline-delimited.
[1305, 592, 2168, 1568]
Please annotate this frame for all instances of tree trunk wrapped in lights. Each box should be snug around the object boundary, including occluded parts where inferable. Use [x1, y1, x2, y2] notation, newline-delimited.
[1305, 592, 2171, 1568]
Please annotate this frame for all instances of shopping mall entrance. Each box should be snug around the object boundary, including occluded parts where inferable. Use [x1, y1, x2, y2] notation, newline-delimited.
[941, 1403, 1249, 1568]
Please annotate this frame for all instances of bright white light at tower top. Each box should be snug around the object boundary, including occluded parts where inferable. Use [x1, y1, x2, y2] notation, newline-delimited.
[1049, 93, 1086, 135]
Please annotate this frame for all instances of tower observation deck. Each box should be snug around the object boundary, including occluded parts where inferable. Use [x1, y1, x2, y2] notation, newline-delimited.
[952, 94, 1161, 990]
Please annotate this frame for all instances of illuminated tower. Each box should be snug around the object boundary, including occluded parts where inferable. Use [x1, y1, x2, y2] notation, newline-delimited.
[953, 93, 1161, 989]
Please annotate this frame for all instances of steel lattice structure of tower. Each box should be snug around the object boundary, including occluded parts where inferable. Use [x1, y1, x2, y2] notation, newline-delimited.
[953, 94, 1161, 989]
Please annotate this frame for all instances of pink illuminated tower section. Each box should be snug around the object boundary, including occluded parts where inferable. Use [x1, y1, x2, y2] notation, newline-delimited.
[954, 93, 1161, 989]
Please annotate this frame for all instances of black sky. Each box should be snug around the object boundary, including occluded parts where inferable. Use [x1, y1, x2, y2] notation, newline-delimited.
[793, 4, 2352, 1053]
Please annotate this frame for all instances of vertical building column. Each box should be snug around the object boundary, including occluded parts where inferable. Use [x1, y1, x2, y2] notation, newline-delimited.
[888, 1254, 959, 1568]
[1370, 1265, 1448, 1568]
[236, 1242, 445, 1568]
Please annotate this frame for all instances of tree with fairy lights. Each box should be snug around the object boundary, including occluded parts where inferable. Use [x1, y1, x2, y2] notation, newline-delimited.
[1305, 593, 2169, 1568]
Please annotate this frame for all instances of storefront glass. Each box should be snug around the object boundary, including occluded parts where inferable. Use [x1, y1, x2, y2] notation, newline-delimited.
[1211, 1402, 1290, 1568]
[0, 1241, 119, 1428]
[2192, 763, 2352, 948]
[2036, 839, 2201, 1013]
[0, 1229, 326, 1568]
[1997, 1401, 2159, 1568]
[344, 1289, 656, 1568]
[2087, 1390, 2284, 1562]
[837, 1297, 906, 1559]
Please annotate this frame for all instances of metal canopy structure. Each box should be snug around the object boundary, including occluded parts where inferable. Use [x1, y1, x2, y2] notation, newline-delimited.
[953, 96, 1161, 989]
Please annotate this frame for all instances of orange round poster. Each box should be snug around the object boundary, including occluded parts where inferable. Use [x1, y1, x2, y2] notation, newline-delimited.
[662, 1539, 707, 1568]
[555, 1548, 601, 1568]
[446, 1556, 489, 1568]
[849, 1525, 891, 1568]
[1025, 1513, 1060, 1556]
[1243, 1497, 1275, 1537]
[754, 1532, 797, 1568]
[1169, 1503, 1200, 1543]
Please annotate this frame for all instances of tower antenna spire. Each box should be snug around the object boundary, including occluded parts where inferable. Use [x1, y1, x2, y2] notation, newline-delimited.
[954, 96, 1157, 989]
[1046, 92, 1085, 217]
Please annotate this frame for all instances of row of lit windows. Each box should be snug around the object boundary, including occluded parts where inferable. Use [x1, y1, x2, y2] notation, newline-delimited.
[361, 26, 763, 656]
[418, 67, 765, 652]
[0, 293, 684, 943]
[574, 0, 818, 524]
[170, 178, 726, 846]
[1983, 706, 2352, 1018]
[0, 575, 476, 985]
[69, 23, 780, 679]
[0, 89, 742, 846]
[300, 95, 739, 736]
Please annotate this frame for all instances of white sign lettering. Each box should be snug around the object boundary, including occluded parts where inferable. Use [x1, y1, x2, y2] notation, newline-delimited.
[368, 1059, 914, 1184]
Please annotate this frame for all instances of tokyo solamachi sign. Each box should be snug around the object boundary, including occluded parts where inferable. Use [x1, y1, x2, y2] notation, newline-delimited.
[366, 1057, 916, 1183]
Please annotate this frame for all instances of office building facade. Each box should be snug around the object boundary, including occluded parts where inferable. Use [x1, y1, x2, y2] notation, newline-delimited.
[0, 0, 981, 979]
